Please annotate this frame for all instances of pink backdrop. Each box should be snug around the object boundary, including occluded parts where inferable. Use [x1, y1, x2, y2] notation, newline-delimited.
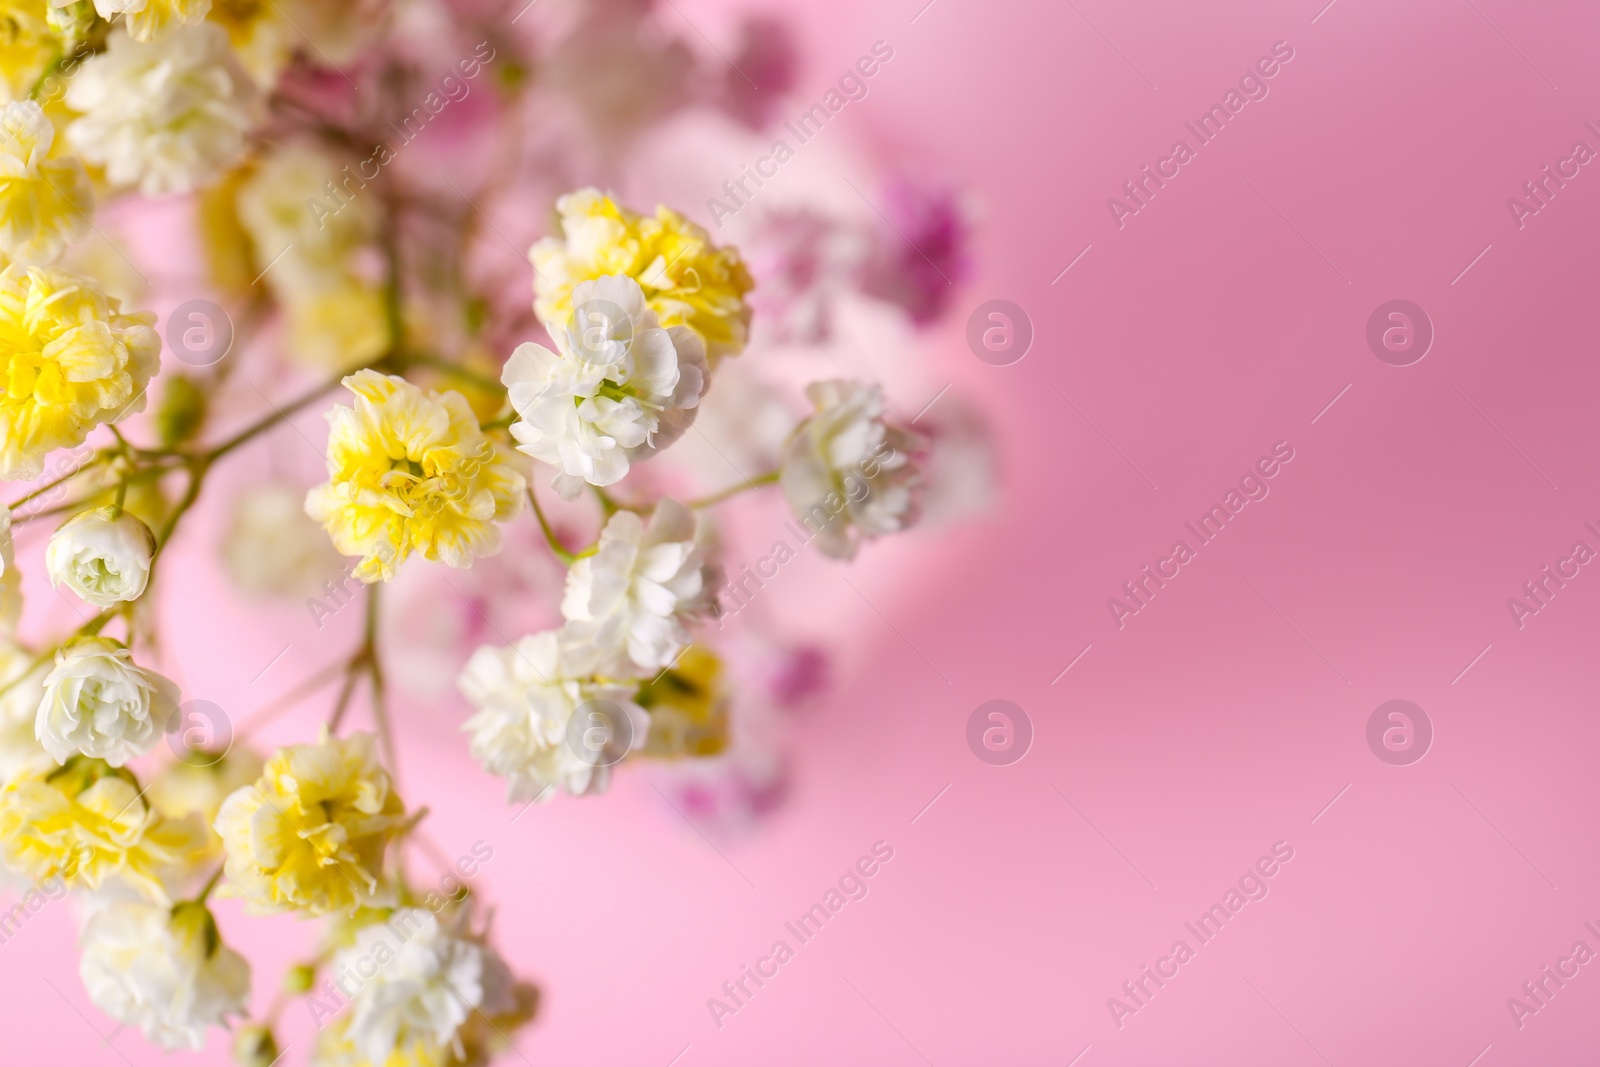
[11, 0, 1600, 1064]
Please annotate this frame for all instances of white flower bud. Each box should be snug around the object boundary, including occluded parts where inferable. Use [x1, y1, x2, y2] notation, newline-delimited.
[46, 505, 157, 608]
[35, 636, 179, 767]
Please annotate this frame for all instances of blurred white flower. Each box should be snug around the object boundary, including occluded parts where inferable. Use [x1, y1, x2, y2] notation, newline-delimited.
[80, 899, 250, 1051]
[88, 0, 210, 43]
[0, 637, 47, 784]
[333, 908, 515, 1064]
[504, 274, 707, 498]
[223, 483, 343, 597]
[780, 380, 920, 560]
[458, 629, 646, 803]
[66, 25, 260, 196]
[36, 636, 179, 767]
[46, 506, 156, 608]
[561, 498, 714, 673]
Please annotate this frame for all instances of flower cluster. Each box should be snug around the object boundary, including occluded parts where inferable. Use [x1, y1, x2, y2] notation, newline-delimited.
[0, 2, 964, 1063]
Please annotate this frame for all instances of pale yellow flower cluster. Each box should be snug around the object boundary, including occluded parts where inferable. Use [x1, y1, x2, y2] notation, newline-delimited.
[306, 370, 525, 583]
[214, 730, 407, 916]
[0, 756, 205, 902]
[531, 187, 755, 363]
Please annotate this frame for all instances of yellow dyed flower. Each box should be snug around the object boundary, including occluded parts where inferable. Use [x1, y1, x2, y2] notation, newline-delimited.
[0, 756, 207, 902]
[0, 0, 58, 104]
[114, 0, 212, 43]
[637, 644, 729, 759]
[0, 263, 160, 481]
[531, 187, 754, 363]
[0, 101, 91, 265]
[285, 277, 391, 372]
[214, 729, 407, 917]
[305, 370, 525, 583]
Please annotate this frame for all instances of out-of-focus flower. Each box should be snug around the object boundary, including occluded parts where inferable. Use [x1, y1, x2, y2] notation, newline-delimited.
[36, 636, 179, 767]
[0, 636, 47, 783]
[0, 101, 92, 265]
[0, 755, 205, 901]
[214, 729, 406, 916]
[223, 483, 344, 597]
[780, 380, 920, 560]
[79, 899, 250, 1051]
[913, 397, 996, 525]
[236, 141, 377, 285]
[90, 0, 210, 43]
[305, 370, 526, 584]
[561, 498, 714, 674]
[718, 15, 799, 130]
[542, 0, 693, 153]
[860, 178, 970, 326]
[0, 0, 57, 103]
[637, 645, 728, 759]
[0, 264, 160, 481]
[233, 1023, 281, 1067]
[329, 908, 516, 1065]
[504, 274, 706, 498]
[458, 629, 647, 804]
[745, 209, 869, 346]
[283, 277, 391, 371]
[66, 25, 260, 196]
[209, 0, 381, 88]
[147, 745, 264, 825]
[45, 506, 157, 607]
[531, 188, 754, 363]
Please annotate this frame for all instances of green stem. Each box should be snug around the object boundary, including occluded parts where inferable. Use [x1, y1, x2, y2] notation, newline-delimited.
[527, 485, 575, 564]
[687, 470, 780, 509]
[194, 865, 225, 904]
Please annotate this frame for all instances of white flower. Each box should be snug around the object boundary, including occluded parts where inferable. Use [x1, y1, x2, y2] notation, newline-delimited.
[90, 0, 210, 43]
[458, 629, 647, 803]
[780, 380, 920, 560]
[504, 274, 707, 499]
[46, 506, 156, 608]
[0, 100, 93, 265]
[79, 899, 250, 1051]
[333, 909, 515, 1064]
[65, 25, 259, 196]
[0, 636, 47, 784]
[560, 498, 714, 673]
[36, 636, 180, 767]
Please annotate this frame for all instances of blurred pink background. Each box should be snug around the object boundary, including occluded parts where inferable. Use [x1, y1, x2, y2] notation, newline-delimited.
[11, 0, 1600, 1064]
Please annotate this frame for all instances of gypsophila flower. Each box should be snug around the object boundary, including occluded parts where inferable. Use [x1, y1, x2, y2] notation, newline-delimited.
[87, 0, 210, 42]
[214, 729, 407, 916]
[223, 482, 344, 597]
[561, 498, 714, 674]
[0, 755, 205, 901]
[79, 899, 250, 1051]
[0, 264, 160, 481]
[0, 101, 92, 266]
[328, 909, 516, 1065]
[0, 635, 46, 783]
[504, 274, 707, 498]
[36, 636, 179, 766]
[636, 645, 728, 760]
[0, 0, 57, 103]
[780, 380, 920, 560]
[46, 506, 157, 607]
[66, 25, 260, 196]
[531, 188, 754, 363]
[147, 745, 263, 825]
[305, 370, 526, 583]
[459, 629, 648, 803]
